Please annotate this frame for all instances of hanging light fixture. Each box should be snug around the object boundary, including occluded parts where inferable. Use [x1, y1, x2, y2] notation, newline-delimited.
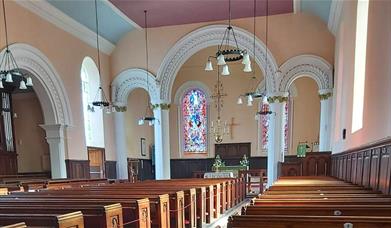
[257, 0, 272, 116]
[138, 10, 155, 127]
[91, 0, 115, 114]
[237, 0, 272, 117]
[204, 0, 251, 76]
[0, 0, 32, 90]
[210, 67, 229, 143]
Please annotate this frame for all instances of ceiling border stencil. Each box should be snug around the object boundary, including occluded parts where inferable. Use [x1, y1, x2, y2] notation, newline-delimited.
[157, 24, 279, 102]
[278, 54, 333, 92]
[2, 43, 73, 126]
[15, 0, 115, 54]
[112, 68, 160, 107]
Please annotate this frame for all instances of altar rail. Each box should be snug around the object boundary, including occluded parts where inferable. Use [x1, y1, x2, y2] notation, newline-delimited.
[331, 138, 391, 195]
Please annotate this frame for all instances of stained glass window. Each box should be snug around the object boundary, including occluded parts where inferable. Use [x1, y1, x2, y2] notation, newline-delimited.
[182, 89, 208, 152]
[284, 101, 289, 153]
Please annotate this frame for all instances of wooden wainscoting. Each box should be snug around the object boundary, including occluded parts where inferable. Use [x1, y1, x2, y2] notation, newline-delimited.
[105, 161, 117, 179]
[65, 160, 90, 179]
[331, 138, 391, 195]
[0, 151, 17, 175]
[279, 152, 331, 177]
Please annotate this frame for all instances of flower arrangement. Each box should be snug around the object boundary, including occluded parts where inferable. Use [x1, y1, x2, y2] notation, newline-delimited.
[239, 154, 249, 167]
[212, 155, 225, 170]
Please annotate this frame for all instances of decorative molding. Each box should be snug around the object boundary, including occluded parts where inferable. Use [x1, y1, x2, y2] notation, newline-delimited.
[157, 24, 279, 102]
[173, 81, 212, 105]
[14, 0, 115, 54]
[319, 92, 333, 100]
[268, 96, 289, 103]
[151, 103, 171, 110]
[4, 43, 73, 126]
[111, 68, 160, 108]
[293, 0, 301, 14]
[278, 55, 333, 92]
[104, 0, 142, 30]
[328, 0, 344, 36]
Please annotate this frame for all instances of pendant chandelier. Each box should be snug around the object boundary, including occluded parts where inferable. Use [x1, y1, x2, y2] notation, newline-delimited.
[210, 67, 229, 143]
[138, 10, 155, 127]
[204, 0, 251, 76]
[237, 0, 272, 116]
[91, 0, 115, 114]
[0, 0, 33, 90]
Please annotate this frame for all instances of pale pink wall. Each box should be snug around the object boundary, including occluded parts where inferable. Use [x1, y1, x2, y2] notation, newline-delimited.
[170, 46, 262, 159]
[0, 2, 116, 161]
[332, 0, 391, 153]
[13, 92, 50, 173]
[289, 77, 320, 155]
[126, 88, 154, 159]
[111, 13, 335, 79]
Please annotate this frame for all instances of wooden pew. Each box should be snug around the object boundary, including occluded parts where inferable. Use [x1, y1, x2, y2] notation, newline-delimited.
[0, 211, 84, 228]
[227, 215, 391, 227]
[243, 205, 391, 216]
[0, 222, 27, 228]
[0, 203, 122, 228]
[0, 197, 150, 228]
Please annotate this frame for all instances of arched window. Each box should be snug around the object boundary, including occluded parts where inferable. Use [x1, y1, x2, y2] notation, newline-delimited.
[182, 88, 208, 153]
[81, 57, 105, 148]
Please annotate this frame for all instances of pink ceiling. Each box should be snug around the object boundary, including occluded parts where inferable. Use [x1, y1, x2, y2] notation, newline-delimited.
[109, 0, 293, 28]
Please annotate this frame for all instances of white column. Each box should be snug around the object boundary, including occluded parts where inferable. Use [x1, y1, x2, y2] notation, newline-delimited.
[267, 95, 287, 188]
[114, 111, 128, 179]
[40, 124, 67, 178]
[153, 105, 171, 179]
[319, 90, 333, 152]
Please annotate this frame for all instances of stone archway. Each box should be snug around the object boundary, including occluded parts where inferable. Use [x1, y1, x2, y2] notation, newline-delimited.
[278, 54, 333, 153]
[157, 24, 279, 102]
[3, 43, 73, 178]
[111, 68, 164, 179]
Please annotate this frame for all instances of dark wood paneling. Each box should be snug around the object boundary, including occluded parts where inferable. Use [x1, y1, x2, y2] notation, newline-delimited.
[171, 156, 267, 179]
[279, 152, 331, 177]
[331, 138, 391, 195]
[0, 152, 17, 175]
[139, 159, 154, 180]
[215, 143, 251, 159]
[65, 160, 90, 179]
[104, 160, 117, 179]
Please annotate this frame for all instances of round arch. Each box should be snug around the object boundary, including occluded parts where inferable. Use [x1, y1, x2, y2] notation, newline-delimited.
[278, 55, 333, 92]
[157, 24, 279, 102]
[112, 68, 160, 107]
[2, 43, 73, 178]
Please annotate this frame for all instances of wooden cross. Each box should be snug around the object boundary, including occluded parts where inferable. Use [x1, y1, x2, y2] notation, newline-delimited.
[228, 117, 240, 140]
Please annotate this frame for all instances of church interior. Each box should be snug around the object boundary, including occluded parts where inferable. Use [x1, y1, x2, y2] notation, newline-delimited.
[0, 0, 390, 227]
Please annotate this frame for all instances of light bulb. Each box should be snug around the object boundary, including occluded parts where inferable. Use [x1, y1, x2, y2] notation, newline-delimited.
[217, 54, 226, 65]
[242, 53, 250, 65]
[26, 77, 33, 86]
[248, 94, 254, 102]
[243, 63, 252, 72]
[19, 80, 27, 90]
[5, 72, 13, 83]
[262, 95, 269, 104]
[205, 59, 213, 71]
[138, 119, 145, 126]
[247, 99, 253, 107]
[221, 65, 230, 76]
[237, 97, 243, 105]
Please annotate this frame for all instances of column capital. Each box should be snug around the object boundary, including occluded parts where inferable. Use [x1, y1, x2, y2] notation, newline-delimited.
[151, 103, 171, 110]
[319, 91, 333, 100]
[268, 96, 289, 104]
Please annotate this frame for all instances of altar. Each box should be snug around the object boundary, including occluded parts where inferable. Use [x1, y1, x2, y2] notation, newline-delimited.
[204, 155, 249, 178]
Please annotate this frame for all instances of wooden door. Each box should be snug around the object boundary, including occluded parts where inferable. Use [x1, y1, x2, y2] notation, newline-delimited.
[88, 147, 105, 179]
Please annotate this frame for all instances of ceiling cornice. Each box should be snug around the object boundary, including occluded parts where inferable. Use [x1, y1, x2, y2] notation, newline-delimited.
[293, 0, 301, 14]
[328, 0, 343, 36]
[104, 0, 142, 30]
[15, 0, 115, 55]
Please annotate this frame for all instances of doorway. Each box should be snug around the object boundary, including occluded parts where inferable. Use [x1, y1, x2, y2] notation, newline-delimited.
[88, 147, 105, 179]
